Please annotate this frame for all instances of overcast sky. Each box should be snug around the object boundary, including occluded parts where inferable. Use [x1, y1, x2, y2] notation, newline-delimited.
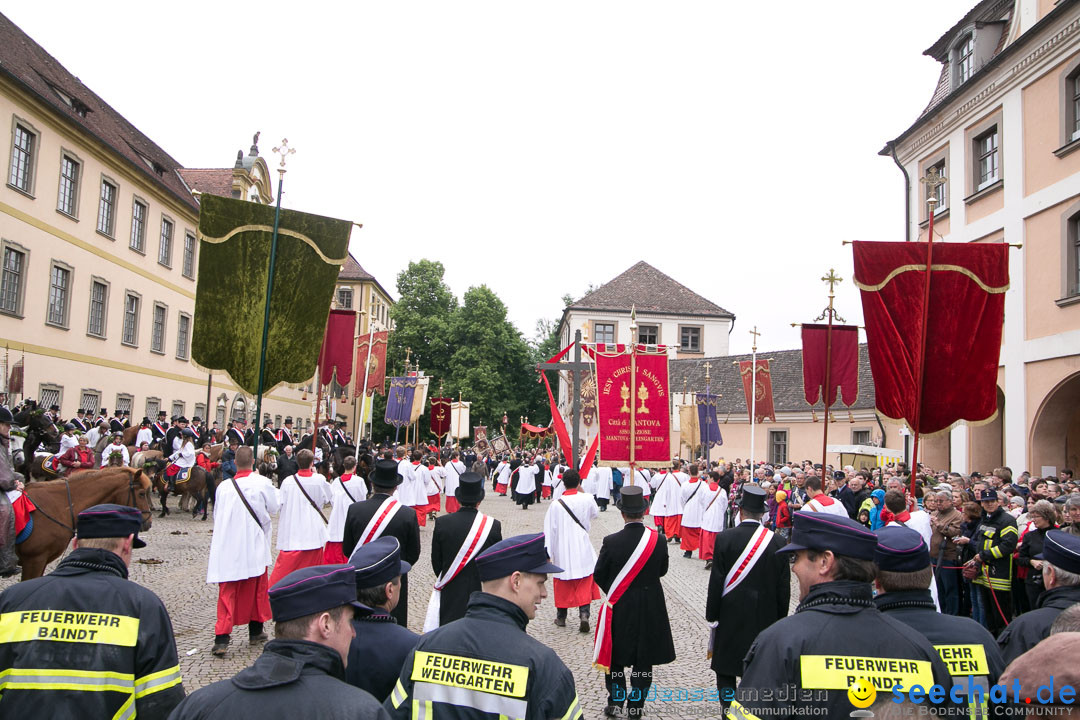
[6, 1, 967, 354]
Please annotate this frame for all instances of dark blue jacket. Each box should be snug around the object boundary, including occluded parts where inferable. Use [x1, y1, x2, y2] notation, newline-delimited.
[346, 608, 420, 702]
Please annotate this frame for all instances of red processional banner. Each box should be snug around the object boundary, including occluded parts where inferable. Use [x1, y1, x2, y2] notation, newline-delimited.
[801, 324, 860, 407]
[739, 359, 776, 423]
[430, 397, 451, 438]
[588, 344, 671, 468]
[318, 309, 357, 386]
[853, 241, 1008, 435]
[520, 423, 554, 441]
[354, 331, 389, 397]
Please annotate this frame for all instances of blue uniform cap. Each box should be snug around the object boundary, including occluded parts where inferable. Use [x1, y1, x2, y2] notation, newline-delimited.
[777, 511, 878, 560]
[873, 526, 931, 572]
[269, 564, 365, 623]
[475, 532, 562, 581]
[1035, 529, 1080, 574]
[77, 503, 146, 548]
[348, 536, 412, 588]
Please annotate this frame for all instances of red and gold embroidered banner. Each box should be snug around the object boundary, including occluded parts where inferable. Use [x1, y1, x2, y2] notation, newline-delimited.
[319, 309, 357, 386]
[354, 331, 389, 397]
[430, 397, 451, 438]
[588, 344, 671, 468]
[739, 359, 775, 423]
[852, 241, 1008, 435]
[801, 324, 859, 407]
[520, 422, 554, 441]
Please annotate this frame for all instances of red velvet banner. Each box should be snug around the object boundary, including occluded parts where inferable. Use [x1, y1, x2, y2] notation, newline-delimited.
[853, 241, 1008, 435]
[354, 331, 389, 397]
[739, 359, 776, 423]
[589, 344, 671, 468]
[520, 423, 554, 440]
[319, 309, 356, 386]
[801, 324, 860, 407]
[430, 398, 451, 438]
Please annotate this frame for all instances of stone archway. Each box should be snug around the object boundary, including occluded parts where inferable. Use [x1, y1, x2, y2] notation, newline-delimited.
[970, 388, 1005, 474]
[230, 394, 248, 425]
[1031, 372, 1080, 475]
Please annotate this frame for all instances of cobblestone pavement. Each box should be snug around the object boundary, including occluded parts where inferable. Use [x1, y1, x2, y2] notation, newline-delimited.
[0, 491, 799, 719]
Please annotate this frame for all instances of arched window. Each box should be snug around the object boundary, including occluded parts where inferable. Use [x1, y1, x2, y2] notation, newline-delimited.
[230, 394, 247, 424]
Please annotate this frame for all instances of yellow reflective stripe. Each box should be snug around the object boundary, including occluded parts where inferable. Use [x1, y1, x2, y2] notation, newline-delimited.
[559, 694, 582, 720]
[134, 665, 182, 698]
[990, 546, 1003, 559]
[411, 699, 432, 720]
[0, 611, 139, 647]
[727, 700, 762, 720]
[0, 667, 135, 693]
[391, 678, 408, 709]
[1000, 526, 1018, 536]
[112, 693, 135, 720]
[414, 680, 528, 718]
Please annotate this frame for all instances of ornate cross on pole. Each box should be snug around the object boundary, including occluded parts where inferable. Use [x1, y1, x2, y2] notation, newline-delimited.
[822, 268, 841, 298]
[403, 347, 412, 375]
[703, 361, 712, 383]
[272, 138, 295, 176]
[749, 326, 760, 353]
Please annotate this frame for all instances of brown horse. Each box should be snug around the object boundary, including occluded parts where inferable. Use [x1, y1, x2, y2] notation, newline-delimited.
[152, 465, 209, 518]
[16, 467, 153, 580]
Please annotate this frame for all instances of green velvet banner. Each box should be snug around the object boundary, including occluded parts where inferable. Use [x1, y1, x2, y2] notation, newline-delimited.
[192, 193, 351, 396]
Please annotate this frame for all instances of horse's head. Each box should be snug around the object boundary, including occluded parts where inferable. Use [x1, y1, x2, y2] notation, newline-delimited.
[129, 469, 153, 531]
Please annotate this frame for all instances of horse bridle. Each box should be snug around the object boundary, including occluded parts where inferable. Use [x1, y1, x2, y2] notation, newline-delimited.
[33, 474, 151, 536]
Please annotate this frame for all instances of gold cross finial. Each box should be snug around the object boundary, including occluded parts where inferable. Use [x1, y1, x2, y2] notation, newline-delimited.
[272, 138, 296, 174]
[683, 376, 688, 396]
[921, 166, 945, 207]
[439, 379, 444, 395]
[822, 268, 842, 297]
[703, 361, 712, 383]
[749, 326, 761, 352]
[404, 347, 412, 369]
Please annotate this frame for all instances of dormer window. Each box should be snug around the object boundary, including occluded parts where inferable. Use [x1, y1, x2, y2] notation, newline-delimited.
[49, 84, 91, 118]
[955, 34, 974, 85]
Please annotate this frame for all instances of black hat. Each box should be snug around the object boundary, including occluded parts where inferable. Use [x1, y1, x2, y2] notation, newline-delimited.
[337, 421, 345, 427]
[0, 407, 13, 424]
[348, 536, 412, 586]
[77, 504, 146, 548]
[285, 417, 293, 425]
[264, 419, 273, 427]
[170, 415, 178, 422]
[833, 470, 846, 481]
[192, 416, 201, 423]
[617, 485, 648, 514]
[158, 411, 167, 418]
[269, 564, 364, 623]
[371, 459, 402, 487]
[455, 472, 485, 504]
[475, 533, 562, 581]
[177, 416, 189, 424]
[100, 409, 108, 415]
[739, 485, 767, 513]
[141, 417, 151, 425]
[873, 526, 930, 572]
[77, 408, 87, 414]
[49, 404, 60, 411]
[979, 488, 999, 501]
[778, 511, 878, 560]
[1035, 530, 1080, 575]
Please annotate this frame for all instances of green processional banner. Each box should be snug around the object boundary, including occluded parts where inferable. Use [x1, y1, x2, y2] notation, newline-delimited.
[192, 193, 352, 395]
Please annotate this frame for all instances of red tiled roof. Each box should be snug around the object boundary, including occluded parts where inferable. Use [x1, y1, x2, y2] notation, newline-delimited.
[339, 253, 374, 281]
[0, 12, 198, 212]
[177, 169, 233, 199]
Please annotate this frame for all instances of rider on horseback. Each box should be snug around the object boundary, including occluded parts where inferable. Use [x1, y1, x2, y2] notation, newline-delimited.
[57, 434, 96, 475]
[166, 429, 197, 494]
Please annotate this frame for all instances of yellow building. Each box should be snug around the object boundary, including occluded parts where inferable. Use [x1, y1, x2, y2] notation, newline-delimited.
[884, 0, 1080, 475]
[0, 13, 311, 431]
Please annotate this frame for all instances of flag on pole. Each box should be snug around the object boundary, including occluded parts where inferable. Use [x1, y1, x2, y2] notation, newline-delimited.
[473, 425, 488, 450]
[678, 405, 698, 450]
[738, 360, 776, 423]
[409, 377, 430, 424]
[430, 398, 451, 438]
[852, 241, 1008, 435]
[8, 358, 23, 396]
[800, 324, 860, 407]
[696, 392, 722, 448]
[319, 309, 356, 387]
[450, 401, 471, 439]
[191, 193, 351, 395]
[354, 331, 388, 396]
[385, 377, 416, 428]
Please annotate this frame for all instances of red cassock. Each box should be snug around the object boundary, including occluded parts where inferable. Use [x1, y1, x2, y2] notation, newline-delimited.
[853, 241, 1009, 435]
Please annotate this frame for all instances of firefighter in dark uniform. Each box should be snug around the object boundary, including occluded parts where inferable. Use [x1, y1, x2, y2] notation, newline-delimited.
[873, 525, 1005, 717]
[705, 485, 789, 710]
[169, 563, 389, 720]
[385, 532, 582, 720]
[728, 512, 954, 719]
[260, 419, 277, 446]
[342, 460, 421, 628]
[0, 504, 184, 719]
[958, 488, 1018, 635]
[998, 529, 1080, 665]
[346, 536, 420, 701]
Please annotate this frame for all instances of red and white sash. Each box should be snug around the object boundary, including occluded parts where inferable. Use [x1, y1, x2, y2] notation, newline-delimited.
[592, 526, 658, 671]
[723, 523, 774, 597]
[423, 512, 494, 632]
[350, 496, 404, 559]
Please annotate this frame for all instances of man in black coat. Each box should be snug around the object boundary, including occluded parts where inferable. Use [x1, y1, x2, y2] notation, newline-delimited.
[346, 537, 420, 702]
[998, 529, 1080, 665]
[594, 486, 675, 719]
[169, 563, 388, 720]
[275, 445, 299, 487]
[429, 472, 502, 627]
[342, 459, 421, 628]
[705, 484, 789, 709]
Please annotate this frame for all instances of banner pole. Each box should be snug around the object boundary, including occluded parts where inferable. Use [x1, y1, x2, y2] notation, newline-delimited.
[821, 272, 839, 472]
[629, 312, 638, 473]
[909, 191, 939, 498]
[750, 327, 758, 471]
[355, 321, 375, 461]
[253, 142, 293, 448]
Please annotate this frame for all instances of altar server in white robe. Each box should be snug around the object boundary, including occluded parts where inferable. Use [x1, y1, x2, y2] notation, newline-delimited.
[618, 466, 652, 503]
[443, 451, 467, 513]
[206, 445, 279, 657]
[544, 468, 601, 632]
[514, 459, 539, 509]
[395, 449, 428, 525]
[269, 448, 332, 586]
[324, 455, 367, 563]
[588, 463, 614, 512]
[494, 457, 512, 495]
[650, 460, 688, 542]
[699, 471, 729, 568]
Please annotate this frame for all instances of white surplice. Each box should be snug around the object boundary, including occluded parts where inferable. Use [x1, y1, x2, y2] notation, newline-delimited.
[327, 473, 368, 542]
[699, 485, 728, 533]
[650, 471, 687, 516]
[543, 489, 599, 581]
[276, 471, 332, 551]
[206, 471, 279, 583]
